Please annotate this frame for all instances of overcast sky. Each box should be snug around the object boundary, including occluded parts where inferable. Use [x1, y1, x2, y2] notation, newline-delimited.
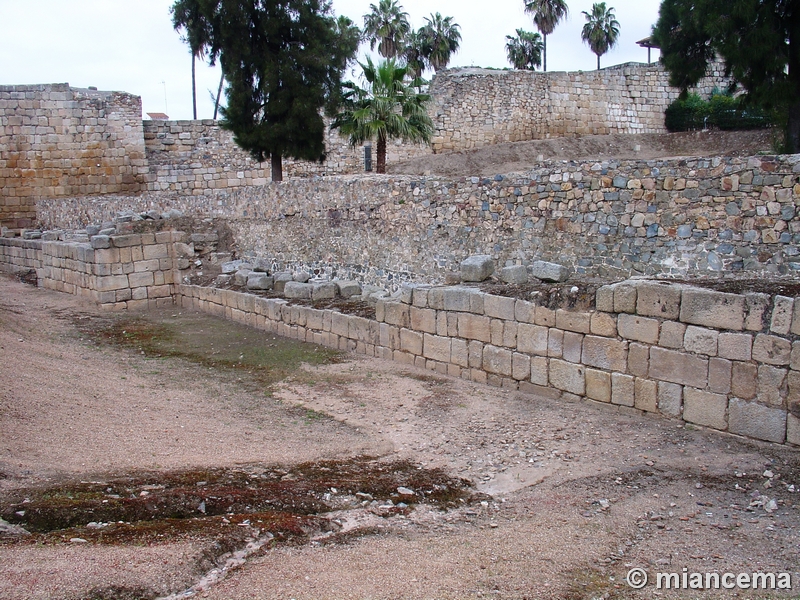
[0, 0, 662, 120]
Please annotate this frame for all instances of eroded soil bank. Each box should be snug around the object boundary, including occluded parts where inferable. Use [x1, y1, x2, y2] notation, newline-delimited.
[1, 274, 799, 599]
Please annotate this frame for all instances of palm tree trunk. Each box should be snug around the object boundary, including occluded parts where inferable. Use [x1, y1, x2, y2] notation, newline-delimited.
[191, 54, 197, 120]
[597, 54, 601, 70]
[543, 34, 547, 72]
[271, 154, 283, 182]
[213, 73, 224, 120]
[376, 137, 387, 174]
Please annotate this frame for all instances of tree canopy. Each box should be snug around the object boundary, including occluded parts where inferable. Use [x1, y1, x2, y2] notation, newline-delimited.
[580, 2, 620, 70]
[523, 0, 568, 72]
[331, 58, 433, 174]
[652, 0, 800, 151]
[363, 0, 410, 59]
[171, 0, 359, 181]
[419, 13, 461, 72]
[505, 29, 544, 71]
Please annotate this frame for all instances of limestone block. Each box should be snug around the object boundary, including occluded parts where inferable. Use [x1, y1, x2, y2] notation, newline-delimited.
[535, 306, 556, 327]
[683, 326, 718, 356]
[512, 353, 531, 381]
[752, 334, 791, 366]
[233, 270, 251, 287]
[350, 317, 378, 345]
[247, 273, 273, 291]
[400, 328, 423, 355]
[792, 342, 800, 371]
[112, 234, 141, 248]
[427, 288, 445, 310]
[484, 294, 516, 320]
[649, 347, 708, 388]
[658, 320, 686, 349]
[383, 302, 410, 328]
[728, 399, 786, 443]
[595, 285, 614, 313]
[708, 358, 732, 394]
[90, 235, 111, 249]
[517, 323, 548, 355]
[635, 378, 658, 412]
[515, 299, 536, 324]
[635, 281, 682, 319]
[555, 309, 590, 333]
[530, 356, 548, 386]
[658, 381, 683, 417]
[618, 314, 660, 344]
[330, 312, 350, 337]
[613, 282, 638, 314]
[379, 323, 400, 350]
[718, 332, 752, 361]
[312, 282, 337, 301]
[561, 332, 582, 363]
[273, 272, 293, 293]
[788, 414, 800, 446]
[128, 271, 154, 288]
[680, 288, 745, 331]
[483, 345, 513, 377]
[283, 281, 313, 300]
[94, 274, 129, 292]
[412, 286, 430, 308]
[443, 287, 480, 312]
[293, 271, 311, 283]
[745, 293, 770, 331]
[683, 388, 728, 430]
[770, 296, 794, 334]
[590, 312, 617, 337]
[423, 334, 451, 363]
[586, 368, 611, 403]
[582, 335, 628, 371]
[757, 365, 787, 407]
[548, 329, 563, 357]
[411, 307, 437, 334]
[460, 255, 494, 282]
[335, 280, 361, 299]
[627, 343, 649, 378]
[451, 338, 469, 368]
[730, 362, 757, 399]
[549, 359, 585, 395]
[611, 373, 635, 407]
[530, 260, 569, 282]
[468, 340, 484, 369]
[458, 313, 492, 343]
[143, 244, 169, 260]
[499, 265, 528, 284]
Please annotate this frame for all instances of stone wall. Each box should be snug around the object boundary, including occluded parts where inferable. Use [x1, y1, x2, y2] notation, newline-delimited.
[0, 232, 187, 309]
[38, 154, 800, 285]
[428, 62, 729, 152]
[175, 280, 799, 447]
[0, 84, 147, 229]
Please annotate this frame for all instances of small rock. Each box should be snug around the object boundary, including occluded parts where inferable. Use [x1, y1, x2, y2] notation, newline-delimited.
[70, 538, 88, 543]
[460, 255, 494, 282]
[397, 487, 415, 496]
[162, 208, 183, 219]
[763, 470, 774, 478]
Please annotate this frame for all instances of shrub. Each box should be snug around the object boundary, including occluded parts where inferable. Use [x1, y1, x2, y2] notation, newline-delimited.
[665, 92, 771, 132]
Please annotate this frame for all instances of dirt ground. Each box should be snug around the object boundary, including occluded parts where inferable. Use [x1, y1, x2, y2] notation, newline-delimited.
[389, 130, 776, 177]
[1, 274, 800, 599]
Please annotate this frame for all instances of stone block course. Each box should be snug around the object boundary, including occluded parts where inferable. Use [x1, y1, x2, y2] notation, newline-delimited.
[683, 388, 728, 429]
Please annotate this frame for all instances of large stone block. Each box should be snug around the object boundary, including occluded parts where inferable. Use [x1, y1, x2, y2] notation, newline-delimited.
[549, 359, 585, 395]
[611, 373, 635, 407]
[757, 365, 787, 407]
[586, 368, 611, 402]
[618, 313, 660, 344]
[770, 296, 794, 334]
[499, 265, 528, 284]
[423, 334, 451, 363]
[635, 281, 682, 319]
[590, 312, 617, 337]
[658, 321, 686, 349]
[555, 310, 590, 333]
[613, 282, 638, 314]
[483, 345, 513, 377]
[515, 299, 536, 323]
[410, 307, 437, 334]
[451, 338, 469, 367]
[526, 261, 569, 285]
[582, 335, 628, 371]
[680, 288, 745, 331]
[460, 255, 494, 282]
[443, 287, 481, 312]
[728, 399, 787, 443]
[484, 294, 516, 320]
[284, 281, 313, 300]
[335, 280, 362, 299]
[458, 313, 492, 343]
[400, 328, 423, 355]
[383, 302, 411, 328]
[595, 285, 615, 313]
[788, 414, 800, 446]
[752, 334, 791, 366]
[683, 388, 728, 430]
[635, 378, 658, 412]
[512, 353, 531, 381]
[247, 273, 273, 291]
[708, 358, 732, 394]
[273, 272, 293, 293]
[312, 282, 337, 301]
[683, 326, 718, 356]
[649, 347, 708, 388]
[628, 343, 649, 377]
[658, 381, 683, 417]
[530, 356, 548, 386]
[718, 332, 752, 361]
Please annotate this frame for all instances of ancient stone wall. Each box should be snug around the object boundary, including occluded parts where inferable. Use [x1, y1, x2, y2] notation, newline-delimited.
[37, 154, 800, 285]
[428, 62, 729, 152]
[0, 84, 147, 229]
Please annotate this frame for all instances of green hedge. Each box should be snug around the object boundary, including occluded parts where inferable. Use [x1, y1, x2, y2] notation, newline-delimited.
[665, 93, 772, 132]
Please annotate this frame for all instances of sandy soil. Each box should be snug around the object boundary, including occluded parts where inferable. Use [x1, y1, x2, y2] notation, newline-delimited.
[1, 274, 799, 599]
[388, 130, 776, 178]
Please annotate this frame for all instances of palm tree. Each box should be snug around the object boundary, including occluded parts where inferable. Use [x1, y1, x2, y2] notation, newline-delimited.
[331, 58, 433, 174]
[171, 0, 213, 119]
[524, 0, 568, 72]
[419, 13, 462, 72]
[363, 0, 410, 59]
[505, 29, 544, 70]
[403, 30, 427, 79]
[581, 2, 620, 70]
